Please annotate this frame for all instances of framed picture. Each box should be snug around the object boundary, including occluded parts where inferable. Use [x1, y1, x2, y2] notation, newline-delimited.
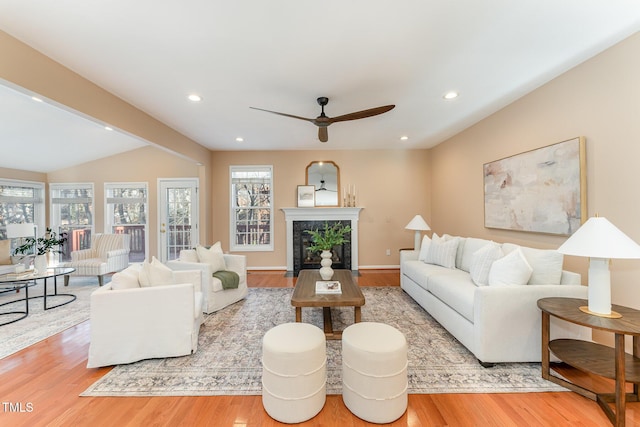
[483, 137, 586, 236]
[297, 185, 315, 207]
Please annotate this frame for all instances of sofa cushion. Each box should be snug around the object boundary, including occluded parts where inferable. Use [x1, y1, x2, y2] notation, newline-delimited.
[460, 237, 493, 273]
[425, 234, 459, 269]
[488, 247, 533, 286]
[196, 242, 226, 273]
[139, 257, 175, 287]
[403, 260, 451, 291]
[469, 242, 503, 286]
[110, 264, 141, 290]
[427, 269, 477, 322]
[418, 235, 431, 262]
[503, 243, 564, 285]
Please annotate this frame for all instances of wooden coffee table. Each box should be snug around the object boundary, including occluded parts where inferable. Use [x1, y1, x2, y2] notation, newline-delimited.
[291, 269, 365, 340]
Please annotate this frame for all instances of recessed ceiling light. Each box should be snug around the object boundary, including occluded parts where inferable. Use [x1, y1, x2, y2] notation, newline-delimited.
[31, 96, 43, 103]
[235, 137, 244, 142]
[400, 136, 409, 141]
[188, 94, 202, 102]
[104, 126, 113, 131]
[443, 91, 459, 100]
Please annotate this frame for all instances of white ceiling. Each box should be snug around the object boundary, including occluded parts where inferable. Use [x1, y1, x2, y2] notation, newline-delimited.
[0, 1, 639, 173]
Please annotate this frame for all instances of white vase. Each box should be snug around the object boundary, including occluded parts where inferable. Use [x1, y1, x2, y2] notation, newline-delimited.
[319, 250, 334, 280]
[34, 254, 48, 274]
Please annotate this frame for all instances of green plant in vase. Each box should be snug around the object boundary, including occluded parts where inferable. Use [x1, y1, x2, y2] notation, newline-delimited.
[305, 222, 351, 279]
[13, 227, 67, 273]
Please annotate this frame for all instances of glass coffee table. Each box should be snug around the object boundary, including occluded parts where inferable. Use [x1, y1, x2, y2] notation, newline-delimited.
[0, 267, 76, 325]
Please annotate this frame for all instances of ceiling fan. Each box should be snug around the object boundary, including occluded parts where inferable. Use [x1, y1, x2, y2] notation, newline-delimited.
[250, 97, 395, 142]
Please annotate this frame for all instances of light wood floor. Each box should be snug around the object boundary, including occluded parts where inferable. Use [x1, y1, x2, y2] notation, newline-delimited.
[0, 269, 638, 426]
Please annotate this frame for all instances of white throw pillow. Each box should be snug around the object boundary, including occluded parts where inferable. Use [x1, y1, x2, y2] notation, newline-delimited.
[418, 235, 431, 262]
[488, 248, 533, 287]
[460, 237, 493, 273]
[110, 265, 141, 290]
[519, 246, 564, 285]
[196, 242, 226, 273]
[425, 234, 459, 269]
[469, 242, 503, 286]
[180, 249, 199, 263]
[139, 257, 175, 287]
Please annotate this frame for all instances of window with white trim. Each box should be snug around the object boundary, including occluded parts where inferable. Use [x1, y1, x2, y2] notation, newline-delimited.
[230, 165, 273, 251]
[50, 183, 94, 262]
[0, 179, 45, 248]
[105, 182, 148, 263]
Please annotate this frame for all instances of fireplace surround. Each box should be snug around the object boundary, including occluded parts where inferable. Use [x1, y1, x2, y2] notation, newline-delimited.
[281, 207, 363, 275]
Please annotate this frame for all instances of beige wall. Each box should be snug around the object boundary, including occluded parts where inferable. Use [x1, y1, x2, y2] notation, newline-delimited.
[0, 167, 46, 183]
[210, 149, 431, 268]
[47, 146, 201, 257]
[430, 33, 640, 341]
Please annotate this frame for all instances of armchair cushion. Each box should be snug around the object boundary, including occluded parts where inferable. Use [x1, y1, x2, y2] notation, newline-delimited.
[139, 257, 175, 287]
[196, 242, 226, 272]
[110, 264, 142, 290]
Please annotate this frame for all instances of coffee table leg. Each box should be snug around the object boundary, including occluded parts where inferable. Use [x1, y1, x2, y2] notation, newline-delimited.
[295, 307, 301, 322]
[354, 306, 361, 323]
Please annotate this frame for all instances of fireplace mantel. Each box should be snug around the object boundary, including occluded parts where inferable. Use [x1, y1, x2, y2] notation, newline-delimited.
[281, 207, 363, 273]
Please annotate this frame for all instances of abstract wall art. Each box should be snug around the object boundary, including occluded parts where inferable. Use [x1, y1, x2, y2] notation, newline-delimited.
[483, 137, 586, 235]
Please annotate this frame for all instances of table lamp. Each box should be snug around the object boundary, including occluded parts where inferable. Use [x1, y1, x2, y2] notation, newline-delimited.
[557, 216, 640, 318]
[405, 215, 430, 251]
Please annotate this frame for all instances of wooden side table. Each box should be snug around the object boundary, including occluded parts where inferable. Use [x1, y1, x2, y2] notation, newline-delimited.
[538, 297, 640, 427]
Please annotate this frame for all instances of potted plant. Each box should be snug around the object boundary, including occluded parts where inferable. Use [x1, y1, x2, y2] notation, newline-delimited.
[305, 222, 351, 279]
[13, 228, 67, 273]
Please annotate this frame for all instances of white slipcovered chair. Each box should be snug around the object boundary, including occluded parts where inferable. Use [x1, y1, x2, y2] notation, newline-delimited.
[62, 233, 130, 286]
[87, 260, 204, 368]
[166, 243, 248, 314]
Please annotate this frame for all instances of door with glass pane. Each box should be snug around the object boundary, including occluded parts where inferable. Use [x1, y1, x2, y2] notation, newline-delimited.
[105, 183, 148, 263]
[159, 179, 199, 262]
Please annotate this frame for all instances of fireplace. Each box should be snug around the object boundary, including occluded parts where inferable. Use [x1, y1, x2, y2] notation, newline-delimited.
[281, 207, 363, 275]
[293, 220, 352, 275]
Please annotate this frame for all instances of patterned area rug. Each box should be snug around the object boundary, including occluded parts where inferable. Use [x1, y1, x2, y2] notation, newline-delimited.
[82, 287, 564, 396]
[0, 277, 98, 359]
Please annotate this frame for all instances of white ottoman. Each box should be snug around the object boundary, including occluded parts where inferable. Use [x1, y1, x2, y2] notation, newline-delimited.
[262, 322, 326, 423]
[342, 322, 408, 424]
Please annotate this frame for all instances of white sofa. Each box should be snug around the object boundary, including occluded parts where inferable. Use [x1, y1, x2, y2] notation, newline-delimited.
[400, 234, 589, 365]
[166, 248, 248, 314]
[87, 263, 204, 368]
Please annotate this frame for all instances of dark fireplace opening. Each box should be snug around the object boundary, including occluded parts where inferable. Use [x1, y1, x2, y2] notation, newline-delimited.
[293, 220, 352, 276]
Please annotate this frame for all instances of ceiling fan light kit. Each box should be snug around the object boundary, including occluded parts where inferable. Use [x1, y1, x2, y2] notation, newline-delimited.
[250, 97, 395, 143]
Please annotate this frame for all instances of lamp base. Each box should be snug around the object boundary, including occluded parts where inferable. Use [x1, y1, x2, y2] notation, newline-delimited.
[579, 305, 622, 319]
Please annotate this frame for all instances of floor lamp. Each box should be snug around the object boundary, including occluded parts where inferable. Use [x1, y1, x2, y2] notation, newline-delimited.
[405, 215, 430, 251]
[557, 216, 640, 318]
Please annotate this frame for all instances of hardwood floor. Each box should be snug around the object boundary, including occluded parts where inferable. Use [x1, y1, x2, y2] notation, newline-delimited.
[0, 269, 637, 426]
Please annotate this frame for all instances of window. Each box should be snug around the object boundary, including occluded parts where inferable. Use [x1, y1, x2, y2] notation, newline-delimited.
[0, 179, 45, 248]
[105, 183, 148, 263]
[230, 165, 273, 251]
[50, 183, 94, 262]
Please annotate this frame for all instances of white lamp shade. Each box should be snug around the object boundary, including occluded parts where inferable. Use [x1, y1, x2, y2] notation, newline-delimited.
[6, 223, 36, 239]
[557, 217, 640, 259]
[405, 215, 430, 231]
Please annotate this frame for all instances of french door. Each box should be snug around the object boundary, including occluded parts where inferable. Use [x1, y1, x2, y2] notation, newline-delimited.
[158, 179, 199, 262]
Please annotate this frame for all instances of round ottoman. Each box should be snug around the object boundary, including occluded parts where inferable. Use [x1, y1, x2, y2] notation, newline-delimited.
[342, 322, 408, 424]
[262, 322, 326, 423]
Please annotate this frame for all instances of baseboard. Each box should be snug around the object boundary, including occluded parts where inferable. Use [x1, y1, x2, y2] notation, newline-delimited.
[359, 265, 400, 270]
[247, 266, 287, 271]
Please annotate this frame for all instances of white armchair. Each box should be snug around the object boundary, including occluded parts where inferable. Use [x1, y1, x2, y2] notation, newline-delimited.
[166, 248, 248, 314]
[87, 264, 204, 368]
[62, 233, 130, 286]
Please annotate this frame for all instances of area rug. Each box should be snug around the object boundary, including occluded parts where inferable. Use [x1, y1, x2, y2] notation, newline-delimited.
[0, 277, 98, 359]
[82, 287, 564, 396]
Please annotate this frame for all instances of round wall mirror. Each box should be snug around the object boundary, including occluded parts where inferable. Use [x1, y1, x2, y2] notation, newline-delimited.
[306, 161, 340, 207]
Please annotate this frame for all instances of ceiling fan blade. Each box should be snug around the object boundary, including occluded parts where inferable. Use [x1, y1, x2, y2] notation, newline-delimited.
[318, 127, 328, 143]
[328, 105, 395, 124]
[249, 107, 315, 123]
